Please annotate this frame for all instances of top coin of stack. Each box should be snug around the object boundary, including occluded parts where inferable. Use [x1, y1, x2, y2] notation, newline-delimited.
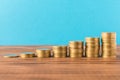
[52, 45, 67, 58]
[101, 32, 116, 58]
[36, 48, 51, 58]
[69, 41, 83, 58]
[85, 37, 100, 58]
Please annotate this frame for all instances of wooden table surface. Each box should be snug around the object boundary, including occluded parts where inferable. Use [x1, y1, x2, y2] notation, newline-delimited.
[0, 45, 120, 80]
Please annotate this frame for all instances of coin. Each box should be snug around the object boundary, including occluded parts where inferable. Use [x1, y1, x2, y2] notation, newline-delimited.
[102, 55, 116, 58]
[86, 54, 98, 58]
[52, 50, 67, 53]
[3, 54, 19, 58]
[52, 45, 67, 50]
[54, 53, 67, 58]
[69, 41, 83, 48]
[86, 37, 100, 42]
[102, 32, 116, 39]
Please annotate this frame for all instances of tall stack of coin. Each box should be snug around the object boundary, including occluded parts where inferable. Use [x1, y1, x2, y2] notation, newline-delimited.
[85, 37, 100, 58]
[52, 46, 67, 58]
[69, 41, 83, 58]
[101, 32, 116, 58]
[36, 49, 51, 58]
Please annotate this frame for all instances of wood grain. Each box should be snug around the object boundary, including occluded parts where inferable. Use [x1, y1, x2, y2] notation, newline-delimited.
[0, 45, 120, 80]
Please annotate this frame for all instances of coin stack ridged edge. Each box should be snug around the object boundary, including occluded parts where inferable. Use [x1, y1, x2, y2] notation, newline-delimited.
[85, 37, 100, 58]
[101, 32, 116, 58]
[69, 41, 83, 58]
[52, 45, 67, 58]
[20, 52, 35, 58]
[36, 48, 51, 58]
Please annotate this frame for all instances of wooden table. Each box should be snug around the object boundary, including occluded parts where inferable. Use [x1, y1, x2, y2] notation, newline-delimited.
[0, 46, 120, 80]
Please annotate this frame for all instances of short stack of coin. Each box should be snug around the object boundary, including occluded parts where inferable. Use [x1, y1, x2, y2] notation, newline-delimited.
[52, 46, 67, 58]
[69, 41, 83, 58]
[85, 37, 100, 58]
[36, 48, 51, 58]
[101, 32, 116, 58]
[4, 54, 19, 58]
[20, 52, 35, 58]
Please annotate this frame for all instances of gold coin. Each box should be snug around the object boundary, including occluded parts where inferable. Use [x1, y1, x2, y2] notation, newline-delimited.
[102, 32, 116, 39]
[52, 45, 67, 50]
[86, 52, 99, 55]
[102, 42, 116, 44]
[86, 48, 99, 51]
[3, 54, 19, 58]
[53, 50, 67, 54]
[69, 49, 83, 58]
[86, 55, 98, 58]
[102, 44, 116, 47]
[69, 41, 83, 48]
[86, 52, 99, 54]
[69, 48, 83, 53]
[102, 52, 116, 55]
[102, 39, 116, 42]
[54, 53, 67, 58]
[102, 47, 116, 50]
[36, 48, 51, 53]
[85, 44, 100, 48]
[102, 48, 116, 51]
[102, 55, 116, 58]
[20, 52, 34, 58]
[102, 53, 116, 56]
[85, 37, 100, 42]
[70, 53, 82, 58]
[85, 45, 100, 49]
[85, 42, 100, 45]
[103, 52, 116, 54]
[102, 32, 116, 35]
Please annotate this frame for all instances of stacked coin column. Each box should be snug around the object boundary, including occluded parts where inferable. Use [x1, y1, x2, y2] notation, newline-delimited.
[52, 46, 67, 58]
[101, 32, 116, 58]
[85, 38, 100, 58]
[20, 52, 35, 58]
[69, 41, 83, 58]
[36, 49, 51, 58]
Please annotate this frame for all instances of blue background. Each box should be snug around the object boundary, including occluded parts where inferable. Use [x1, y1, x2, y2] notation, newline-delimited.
[0, 0, 120, 45]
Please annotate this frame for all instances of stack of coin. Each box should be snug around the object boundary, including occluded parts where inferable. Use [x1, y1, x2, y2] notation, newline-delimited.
[101, 32, 116, 58]
[69, 41, 83, 58]
[85, 37, 100, 58]
[20, 52, 35, 58]
[36, 48, 51, 58]
[52, 46, 67, 58]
